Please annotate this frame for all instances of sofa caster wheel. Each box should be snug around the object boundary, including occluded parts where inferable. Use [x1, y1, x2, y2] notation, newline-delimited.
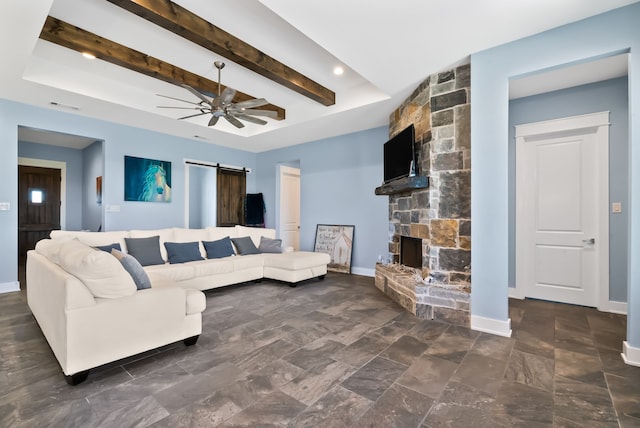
[318, 275, 326, 281]
[183, 335, 199, 346]
[288, 283, 298, 288]
[253, 279, 263, 283]
[65, 370, 89, 386]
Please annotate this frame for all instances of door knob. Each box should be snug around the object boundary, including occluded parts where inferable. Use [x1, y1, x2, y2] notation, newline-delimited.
[582, 238, 595, 245]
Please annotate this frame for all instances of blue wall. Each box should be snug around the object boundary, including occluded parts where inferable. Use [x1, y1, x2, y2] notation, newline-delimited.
[0, 99, 257, 288]
[18, 141, 84, 231]
[1, 99, 390, 286]
[255, 127, 389, 275]
[471, 3, 639, 349]
[508, 77, 629, 302]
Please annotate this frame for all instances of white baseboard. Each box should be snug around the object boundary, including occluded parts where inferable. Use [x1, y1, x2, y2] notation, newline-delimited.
[0, 281, 20, 294]
[621, 341, 640, 367]
[471, 315, 512, 337]
[351, 267, 375, 277]
[599, 300, 627, 315]
[508, 287, 524, 299]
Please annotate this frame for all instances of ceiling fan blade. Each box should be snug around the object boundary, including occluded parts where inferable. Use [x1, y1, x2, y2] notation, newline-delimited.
[157, 93, 204, 107]
[231, 108, 278, 118]
[180, 84, 214, 106]
[157, 106, 207, 110]
[178, 112, 210, 120]
[232, 98, 269, 109]
[208, 115, 219, 127]
[224, 114, 245, 128]
[233, 113, 267, 126]
[218, 87, 236, 106]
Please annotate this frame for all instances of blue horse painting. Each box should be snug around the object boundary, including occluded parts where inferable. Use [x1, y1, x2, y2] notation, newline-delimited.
[124, 156, 172, 202]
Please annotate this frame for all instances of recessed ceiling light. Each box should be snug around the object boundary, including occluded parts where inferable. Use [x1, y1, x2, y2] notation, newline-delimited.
[82, 52, 96, 60]
[333, 66, 344, 76]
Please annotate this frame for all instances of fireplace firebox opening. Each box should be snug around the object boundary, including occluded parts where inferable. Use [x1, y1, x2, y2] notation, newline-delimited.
[400, 235, 422, 269]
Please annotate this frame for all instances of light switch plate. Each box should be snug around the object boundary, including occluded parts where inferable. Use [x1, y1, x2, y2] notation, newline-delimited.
[0, 202, 10, 211]
[612, 202, 622, 213]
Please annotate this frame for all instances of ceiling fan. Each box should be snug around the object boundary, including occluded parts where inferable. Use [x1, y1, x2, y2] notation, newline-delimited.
[157, 61, 277, 128]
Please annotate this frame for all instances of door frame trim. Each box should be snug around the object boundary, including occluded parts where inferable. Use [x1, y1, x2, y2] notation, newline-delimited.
[515, 111, 611, 310]
[18, 157, 66, 229]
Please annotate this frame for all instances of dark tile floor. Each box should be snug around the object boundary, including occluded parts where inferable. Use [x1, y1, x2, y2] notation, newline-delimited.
[1, 272, 639, 427]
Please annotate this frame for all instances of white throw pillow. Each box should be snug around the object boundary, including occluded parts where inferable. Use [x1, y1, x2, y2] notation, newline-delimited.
[57, 239, 137, 299]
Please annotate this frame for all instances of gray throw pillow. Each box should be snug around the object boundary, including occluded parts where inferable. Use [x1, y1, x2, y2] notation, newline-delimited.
[94, 243, 122, 253]
[259, 236, 283, 253]
[231, 236, 260, 255]
[124, 236, 164, 266]
[202, 236, 235, 259]
[111, 249, 151, 290]
[164, 241, 204, 264]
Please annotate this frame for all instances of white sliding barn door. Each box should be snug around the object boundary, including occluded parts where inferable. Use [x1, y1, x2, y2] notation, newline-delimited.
[516, 112, 609, 307]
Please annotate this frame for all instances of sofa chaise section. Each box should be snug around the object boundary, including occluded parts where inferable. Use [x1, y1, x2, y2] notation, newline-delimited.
[27, 246, 205, 385]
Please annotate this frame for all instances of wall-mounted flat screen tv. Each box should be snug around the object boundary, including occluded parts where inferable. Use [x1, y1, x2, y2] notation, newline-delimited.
[383, 124, 416, 183]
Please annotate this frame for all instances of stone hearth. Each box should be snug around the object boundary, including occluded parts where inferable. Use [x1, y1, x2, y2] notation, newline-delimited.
[375, 263, 470, 327]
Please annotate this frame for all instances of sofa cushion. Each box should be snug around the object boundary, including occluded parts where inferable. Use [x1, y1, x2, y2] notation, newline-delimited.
[231, 236, 260, 255]
[207, 226, 238, 242]
[164, 242, 204, 264]
[191, 258, 234, 276]
[94, 243, 122, 253]
[35, 238, 69, 265]
[259, 236, 283, 253]
[202, 236, 235, 259]
[143, 263, 196, 282]
[262, 251, 331, 270]
[125, 236, 165, 266]
[110, 249, 151, 290]
[50, 230, 130, 251]
[57, 239, 137, 299]
[231, 254, 265, 270]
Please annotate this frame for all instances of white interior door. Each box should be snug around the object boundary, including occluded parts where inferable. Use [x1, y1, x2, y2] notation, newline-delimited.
[279, 165, 300, 250]
[516, 112, 609, 307]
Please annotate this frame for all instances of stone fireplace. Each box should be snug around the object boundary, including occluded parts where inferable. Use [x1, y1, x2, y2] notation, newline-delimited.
[375, 64, 471, 326]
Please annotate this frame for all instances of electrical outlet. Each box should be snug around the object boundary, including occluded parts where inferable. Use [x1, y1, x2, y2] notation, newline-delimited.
[0, 202, 10, 211]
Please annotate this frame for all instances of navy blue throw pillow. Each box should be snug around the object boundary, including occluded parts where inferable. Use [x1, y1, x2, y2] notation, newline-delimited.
[94, 243, 122, 253]
[202, 236, 235, 259]
[164, 241, 204, 264]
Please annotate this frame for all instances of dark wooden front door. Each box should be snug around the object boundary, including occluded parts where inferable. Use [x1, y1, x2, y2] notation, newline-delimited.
[216, 168, 246, 227]
[18, 165, 61, 264]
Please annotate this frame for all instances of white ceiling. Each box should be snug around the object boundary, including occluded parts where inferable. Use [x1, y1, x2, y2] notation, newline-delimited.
[2, 0, 635, 152]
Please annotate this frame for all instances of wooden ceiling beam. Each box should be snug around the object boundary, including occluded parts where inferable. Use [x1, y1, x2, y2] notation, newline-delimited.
[105, 0, 336, 106]
[39, 16, 286, 120]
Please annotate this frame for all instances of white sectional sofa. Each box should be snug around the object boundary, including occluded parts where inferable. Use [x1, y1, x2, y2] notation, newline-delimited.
[26, 225, 329, 384]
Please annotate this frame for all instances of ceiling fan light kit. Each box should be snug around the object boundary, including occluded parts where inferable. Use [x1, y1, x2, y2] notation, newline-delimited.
[157, 61, 276, 128]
